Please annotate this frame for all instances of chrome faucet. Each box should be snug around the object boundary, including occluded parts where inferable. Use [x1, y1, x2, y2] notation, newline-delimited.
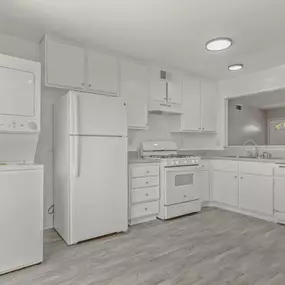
[242, 139, 260, 158]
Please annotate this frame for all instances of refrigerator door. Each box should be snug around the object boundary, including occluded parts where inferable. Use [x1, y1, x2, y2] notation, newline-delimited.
[69, 136, 128, 244]
[69, 91, 127, 136]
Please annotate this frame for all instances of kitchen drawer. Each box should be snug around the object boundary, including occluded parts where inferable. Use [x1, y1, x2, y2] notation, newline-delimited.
[131, 165, 159, 178]
[274, 164, 285, 176]
[132, 186, 159, 204]
[210, 160, 238, 172]
[131, 201, 159, 218]
[132, 176, 159, 189]
[239, 162, 274, 176]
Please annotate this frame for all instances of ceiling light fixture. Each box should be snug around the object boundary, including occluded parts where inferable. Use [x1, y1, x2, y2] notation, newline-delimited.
[206, 37, 232, 51]
[228, 64, 243, 71]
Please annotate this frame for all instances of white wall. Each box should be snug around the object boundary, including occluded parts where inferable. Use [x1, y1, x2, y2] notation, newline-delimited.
[218, 65, 285, 148]
[219, 65, 285, 99]
[128, 114, 220, 151]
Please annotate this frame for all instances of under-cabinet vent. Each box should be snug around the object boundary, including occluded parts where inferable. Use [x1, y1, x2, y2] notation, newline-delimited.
[236, 104, 243, 111]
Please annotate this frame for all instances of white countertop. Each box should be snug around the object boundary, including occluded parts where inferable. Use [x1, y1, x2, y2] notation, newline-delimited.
[203, 156, 285, 164]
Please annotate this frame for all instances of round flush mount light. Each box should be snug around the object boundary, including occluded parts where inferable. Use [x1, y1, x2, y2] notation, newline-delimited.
[206, 37, 233, 51]
[228, 64, 243, 71]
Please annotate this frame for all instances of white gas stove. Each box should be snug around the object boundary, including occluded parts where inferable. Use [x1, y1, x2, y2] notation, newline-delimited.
[141, 141, 201, 220]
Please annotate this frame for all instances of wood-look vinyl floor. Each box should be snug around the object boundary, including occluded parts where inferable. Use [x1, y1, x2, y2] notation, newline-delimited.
[2, 207, 285, 285]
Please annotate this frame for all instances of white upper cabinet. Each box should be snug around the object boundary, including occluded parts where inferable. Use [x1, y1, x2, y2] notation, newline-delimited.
[168, 75, 218, 133]
[201, 80, 218, 132]
[120, 59, 148, 129]
[167, 70, 182, 105]
[42, 37, 85, 89]
[87, 51, 118, 96]
[181, 75, 201, 131]
[148, 66, 167, 103]
[40, 36, 118, 96]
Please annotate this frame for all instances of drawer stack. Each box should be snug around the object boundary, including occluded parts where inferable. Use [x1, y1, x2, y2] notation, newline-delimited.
[129, 163, 160, 225]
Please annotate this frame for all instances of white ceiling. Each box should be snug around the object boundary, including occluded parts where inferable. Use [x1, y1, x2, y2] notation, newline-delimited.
[1, 0, 285, 79]
[229, 89, 285, 110]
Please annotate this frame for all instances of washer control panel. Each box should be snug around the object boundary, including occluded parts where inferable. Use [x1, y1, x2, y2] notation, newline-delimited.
[0, 117, 39, 133]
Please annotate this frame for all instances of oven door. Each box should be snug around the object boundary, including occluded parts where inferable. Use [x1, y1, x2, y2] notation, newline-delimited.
[164, 166, 199, 206]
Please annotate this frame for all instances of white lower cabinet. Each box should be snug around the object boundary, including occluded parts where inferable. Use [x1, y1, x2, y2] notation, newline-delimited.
[273, 164, 285, 223]
[211, 170, 238, 207]
[239, 174, 273, 216]
[208, 160, 275, 221]
[129, 163, 160, 225]
[195, 170, 210, 204]
[274, 177, 285, 213]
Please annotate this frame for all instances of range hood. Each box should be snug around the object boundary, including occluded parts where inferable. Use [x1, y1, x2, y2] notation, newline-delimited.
[148, 101, 182, 115]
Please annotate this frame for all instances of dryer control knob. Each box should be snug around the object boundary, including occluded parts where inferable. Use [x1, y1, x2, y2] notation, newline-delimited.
[29, 122, 38, 131]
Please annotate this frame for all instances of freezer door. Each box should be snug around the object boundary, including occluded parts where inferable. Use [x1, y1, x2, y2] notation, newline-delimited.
[69, 91, 127, 136]
[69, 136, 128, 244]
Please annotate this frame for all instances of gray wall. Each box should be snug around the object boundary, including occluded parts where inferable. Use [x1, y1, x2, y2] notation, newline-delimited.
[228, 99, 267, 145]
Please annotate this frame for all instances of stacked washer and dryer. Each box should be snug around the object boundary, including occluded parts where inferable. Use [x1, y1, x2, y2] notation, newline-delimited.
[0, 54, 43, 275]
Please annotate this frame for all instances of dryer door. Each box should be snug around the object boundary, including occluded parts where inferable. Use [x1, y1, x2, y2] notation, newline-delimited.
[0, 66, 35, 117]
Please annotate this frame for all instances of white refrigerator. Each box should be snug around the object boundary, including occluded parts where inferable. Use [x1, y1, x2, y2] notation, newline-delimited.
[54, 91, 128, 245]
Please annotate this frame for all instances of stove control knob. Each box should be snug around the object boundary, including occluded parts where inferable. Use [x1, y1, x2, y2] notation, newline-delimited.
[176, 161, 179, 165]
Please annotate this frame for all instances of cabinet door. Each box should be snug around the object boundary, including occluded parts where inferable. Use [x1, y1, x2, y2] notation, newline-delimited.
[148, 66, 167, 103]
[195, 170, 210, 204]
[46, 39, 85, 89]
[212, 170, 238, 206]
[87, 51, 118, 96]
[167, 70, 182, 105]
[120, 60, 148, 129]
[239, 174, 273, 216]
[274, 177, 285, 213]
[201, 80, 218, 132]
[182, 75, 201, 131]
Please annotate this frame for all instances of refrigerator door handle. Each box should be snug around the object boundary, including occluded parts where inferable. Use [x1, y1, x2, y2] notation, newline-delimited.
[73, 93, 80, 134]
[74, 136, 80, 177]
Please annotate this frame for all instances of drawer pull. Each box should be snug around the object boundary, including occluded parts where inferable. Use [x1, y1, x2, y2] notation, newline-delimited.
[146, 170, 150, 173]
[146, 193, 149, 196]
[145, 208, 148, 211]
[145, 181, 149, 184]
[184, 195, 187, 198]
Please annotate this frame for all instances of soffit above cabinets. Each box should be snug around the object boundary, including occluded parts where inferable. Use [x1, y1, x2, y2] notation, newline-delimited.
[1, 0, 285, 79]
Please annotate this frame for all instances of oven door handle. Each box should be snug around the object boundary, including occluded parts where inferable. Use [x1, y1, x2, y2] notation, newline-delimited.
[165, 166, 199, 172]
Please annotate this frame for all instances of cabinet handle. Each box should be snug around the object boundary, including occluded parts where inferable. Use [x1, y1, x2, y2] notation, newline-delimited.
[234, 176, 237, 178]
[145, 208, 148, 211]
[89, 84, 91, 87]
[240, 177, 243, 179]
[146, 193, 149, 196]
[184, 195, 187, 198]
[146, 170, 150, 174]
[146, 181, 149, 184]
